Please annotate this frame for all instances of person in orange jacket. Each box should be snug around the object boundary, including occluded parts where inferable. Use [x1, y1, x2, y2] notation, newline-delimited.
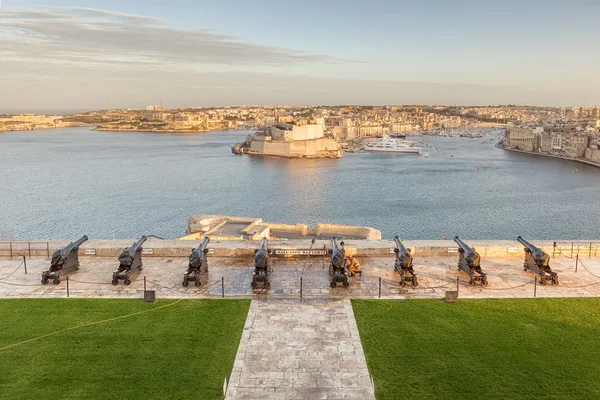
[345, 255, 362, 278]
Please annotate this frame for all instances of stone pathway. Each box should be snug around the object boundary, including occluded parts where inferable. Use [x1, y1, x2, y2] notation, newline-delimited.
[225, 299, 374, 400]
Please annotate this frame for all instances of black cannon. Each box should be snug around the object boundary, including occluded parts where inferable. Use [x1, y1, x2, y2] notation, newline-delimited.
[517, 236, 559, 285]
[328, 238, 349, 288]
[183, 237, 210, 287]
[252, 238, 271, 289]
[393, 236, 418, 287]
[454, 236, 488, 286]
[42, 235, 88, 285]
[112, 236, 147, 285]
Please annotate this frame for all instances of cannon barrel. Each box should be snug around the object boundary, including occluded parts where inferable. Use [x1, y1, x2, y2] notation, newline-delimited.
[195, 237, 210, 253]
[118, 236, 147, 264]
[454, 236, 474, 253]
[254, 237, 269, 270]
[517, 236, 538, 251]
[259, 237, 268, 250]
[517, 236, 550, 267]
[71, 235, 89, 249]
[394, 236, 410, 256]
[332, 238, 342, 252]
[51, 235, 89, 266]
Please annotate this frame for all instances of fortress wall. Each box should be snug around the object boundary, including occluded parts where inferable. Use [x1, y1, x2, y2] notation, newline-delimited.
[1, 239, 594, 259]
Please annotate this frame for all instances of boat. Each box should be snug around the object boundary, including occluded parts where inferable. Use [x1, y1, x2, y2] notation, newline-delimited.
[364, 135, 421, 154]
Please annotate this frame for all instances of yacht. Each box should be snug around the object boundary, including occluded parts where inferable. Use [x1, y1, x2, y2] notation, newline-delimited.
[364, 135, 421, 154]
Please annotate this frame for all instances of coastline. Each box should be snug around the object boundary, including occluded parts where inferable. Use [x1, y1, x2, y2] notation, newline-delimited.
[495, 140, 600, 169]
[0, 124, 92, 133]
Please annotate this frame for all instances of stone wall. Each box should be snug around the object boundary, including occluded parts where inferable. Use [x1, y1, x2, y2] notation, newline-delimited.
[2, 239, 595, 259]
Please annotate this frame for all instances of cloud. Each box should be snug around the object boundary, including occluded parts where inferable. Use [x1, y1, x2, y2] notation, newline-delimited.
[0, 7, 361, 69]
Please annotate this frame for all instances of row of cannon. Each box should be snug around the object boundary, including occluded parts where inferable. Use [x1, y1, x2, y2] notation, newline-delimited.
[41, 235, 559, 288]
[394, 236, 558, 287]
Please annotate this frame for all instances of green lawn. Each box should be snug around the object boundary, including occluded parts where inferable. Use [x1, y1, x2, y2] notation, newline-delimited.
[0, 299, 250, 400]
[352, 298, 600, 400]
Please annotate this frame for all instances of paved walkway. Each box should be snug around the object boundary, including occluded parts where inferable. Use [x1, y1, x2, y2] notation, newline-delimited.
[225, 299, 374, 400]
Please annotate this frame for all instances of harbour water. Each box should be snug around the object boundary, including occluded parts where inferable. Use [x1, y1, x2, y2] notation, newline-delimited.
[1, 128, 599, 240]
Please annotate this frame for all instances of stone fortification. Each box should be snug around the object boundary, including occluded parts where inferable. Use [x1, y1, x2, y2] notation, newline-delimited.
[1, 239, 595, 259]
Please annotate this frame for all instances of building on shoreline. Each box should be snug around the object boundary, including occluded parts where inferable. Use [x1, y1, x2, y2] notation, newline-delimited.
[504, 121, 600, 162]
[232, 119, 343, 159]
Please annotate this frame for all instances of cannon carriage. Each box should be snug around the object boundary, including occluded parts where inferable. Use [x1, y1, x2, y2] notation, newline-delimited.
[183, 237, 210, 287]
[42, 235, 88, 285]
[454, 236, 488, 286]
[393, 236, 418, 287]
[112, 236, 147, 285]
[328, 238, 349, 288]
[517, 236, 559, 285]
[251, 238, 271, 289]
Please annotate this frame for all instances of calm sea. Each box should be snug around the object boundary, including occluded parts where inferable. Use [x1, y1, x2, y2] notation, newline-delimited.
[0, 128, 598, 240]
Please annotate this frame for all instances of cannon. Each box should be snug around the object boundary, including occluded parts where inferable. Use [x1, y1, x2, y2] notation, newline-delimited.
[42, 235, 88, 285]
[328, 238, 349, 288]
[393, 236, 418, 287]
[517, 236, 558, 285]
[454, 236, 488, 286]
[252, 238, 271, 289]
[112, 236, 147, 285]
[183, 237, 210, 287]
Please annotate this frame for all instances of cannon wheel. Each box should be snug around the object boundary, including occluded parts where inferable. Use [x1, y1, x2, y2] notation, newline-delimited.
[469, 279, 475, 286]
[111, 278, 118, 285]
[540, 278, 547, 286]
[251, 281, 257, 289]
[124, 279, 131, 286]
[265, 281, 271, 290]
[400, 276, 406, 288]
[53, 277, 60, 285]
[553, 276, 559, 286]
[194, 279, 202, 287]
[482, 276, 488, 287]
[412, 276, 419, 288]
[330, 280, 337, 288]
[182, 278, 189, 287]
[41, 276, 49, 285]
[343, 277, 349, 288]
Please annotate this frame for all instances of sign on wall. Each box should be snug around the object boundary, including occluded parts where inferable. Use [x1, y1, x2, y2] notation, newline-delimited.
[447, 247, 459, 253]
[142, 248, 154, 255]
[274, 249, 326, 256]
[84, 249, 96, 255]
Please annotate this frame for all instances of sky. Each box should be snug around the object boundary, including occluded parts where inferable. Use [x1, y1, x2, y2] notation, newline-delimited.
[0, 0, 599, 110]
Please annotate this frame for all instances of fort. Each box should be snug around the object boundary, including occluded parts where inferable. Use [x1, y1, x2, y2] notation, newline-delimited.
[232, 119, 343, 159]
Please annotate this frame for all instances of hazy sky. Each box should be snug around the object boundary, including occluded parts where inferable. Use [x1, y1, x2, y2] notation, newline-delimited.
[1, 0, 599, 110]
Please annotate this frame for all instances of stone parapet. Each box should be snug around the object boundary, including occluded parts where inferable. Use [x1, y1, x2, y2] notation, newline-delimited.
[1, 239, 596, 259]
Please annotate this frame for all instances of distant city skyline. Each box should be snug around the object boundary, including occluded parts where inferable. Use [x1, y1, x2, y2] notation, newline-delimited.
[1, 0, 599, 110]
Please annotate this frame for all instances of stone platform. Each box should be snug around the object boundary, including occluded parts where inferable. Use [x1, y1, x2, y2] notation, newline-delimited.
[1, 253, 599, 300]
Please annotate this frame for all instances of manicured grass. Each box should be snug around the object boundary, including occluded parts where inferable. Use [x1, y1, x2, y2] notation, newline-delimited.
[0, 299, 250, 400]
[352, 298, 600, 400]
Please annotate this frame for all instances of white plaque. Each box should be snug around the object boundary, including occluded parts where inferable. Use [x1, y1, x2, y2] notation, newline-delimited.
[274, 249, 326, 256]
[507, 247, 519, 253]
[389, 248, 396, 254]
[142, 248, 154, 255]
[448, 247, 459, 253]
[207, 248, 215, 255]
[84, 249, 96, 255]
